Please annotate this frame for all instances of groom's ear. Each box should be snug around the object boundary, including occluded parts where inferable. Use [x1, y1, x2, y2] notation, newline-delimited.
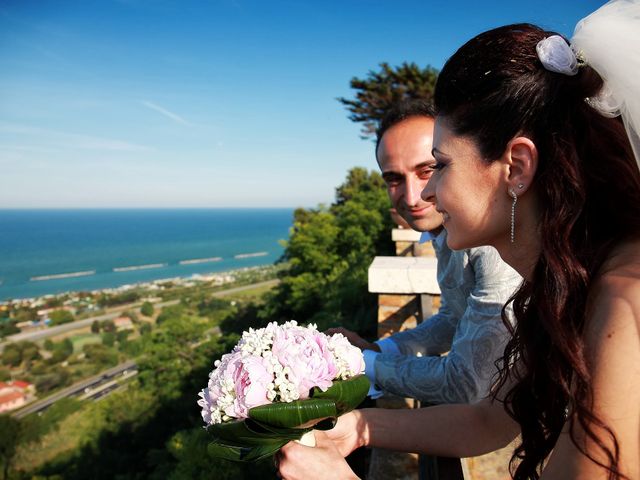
[504, 136, 538, 194]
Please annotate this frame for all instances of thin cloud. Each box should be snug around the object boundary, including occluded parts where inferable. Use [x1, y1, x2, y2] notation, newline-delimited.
[0, 123, 152, 152]
[141, 100, 191, 126]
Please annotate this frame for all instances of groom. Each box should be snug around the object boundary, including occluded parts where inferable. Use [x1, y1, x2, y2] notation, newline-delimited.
[329, 100, 521, 404]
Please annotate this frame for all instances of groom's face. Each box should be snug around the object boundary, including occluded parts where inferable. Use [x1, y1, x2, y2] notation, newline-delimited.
[377, 116, 444, 233]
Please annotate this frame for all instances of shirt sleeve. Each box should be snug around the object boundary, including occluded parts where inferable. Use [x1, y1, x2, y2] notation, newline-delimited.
[375, 337, 401, 355]
[381, 293, 458, 357]
[362, 349, 384, 399]
[373, 247, 521, 404]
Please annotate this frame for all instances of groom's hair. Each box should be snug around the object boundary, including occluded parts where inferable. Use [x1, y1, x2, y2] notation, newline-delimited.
[375, 99, 436, 159]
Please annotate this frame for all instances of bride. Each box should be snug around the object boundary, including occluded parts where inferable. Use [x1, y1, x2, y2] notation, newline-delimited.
[277, 1, 640, 479]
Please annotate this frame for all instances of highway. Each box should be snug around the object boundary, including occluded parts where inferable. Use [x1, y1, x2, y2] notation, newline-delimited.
[3, 279, 277, 417]
[12, 360, 137, 419]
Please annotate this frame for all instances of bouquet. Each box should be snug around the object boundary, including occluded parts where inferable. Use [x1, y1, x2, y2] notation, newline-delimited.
[198, 320, 369, 462]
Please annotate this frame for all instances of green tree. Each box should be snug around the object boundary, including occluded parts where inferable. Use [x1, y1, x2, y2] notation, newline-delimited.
[19, 341, 41, 364]
[12, 308, 37, 323]
[102, 332, 116, 347]
[1, 344, 22, 367]
[139, 322, 152, 336]
[140, 301, 155, 317]
[101, 319, 116, 333]
[116, 330, 130, 345]
[337, 61, 439, 139]
[43, 297, 64, 309]
[49, 309, 74, 326]
[97, 291, 140, 307]
[34, 369, 70, 393]
[83, 344, 118, 367]
[259, 167, 394, 333]
[163, 428, 274, 479]
[0, 321, 19, 339]
[1, 341, 40, 367]
[156, 304, 185, 325]
[0, 415, 21, 480]
[91, 320, 100, 334]
[49, 339, 73, 364]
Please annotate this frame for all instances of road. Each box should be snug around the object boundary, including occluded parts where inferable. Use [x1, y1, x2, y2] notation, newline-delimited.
[6, 279, 260, 417]
[0, 299, 180, 350]
[12, 360, 137, 419]
[1, 279, 278, 350]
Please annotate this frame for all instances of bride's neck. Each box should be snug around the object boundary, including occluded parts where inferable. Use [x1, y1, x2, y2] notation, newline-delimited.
[494, 208, 541, 283]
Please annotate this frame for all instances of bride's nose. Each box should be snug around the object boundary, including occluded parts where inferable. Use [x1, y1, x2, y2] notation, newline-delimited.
[421, 176, 436, 203]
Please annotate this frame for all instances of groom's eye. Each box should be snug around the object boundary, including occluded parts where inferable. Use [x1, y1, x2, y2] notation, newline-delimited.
[383, 174, 402, 186]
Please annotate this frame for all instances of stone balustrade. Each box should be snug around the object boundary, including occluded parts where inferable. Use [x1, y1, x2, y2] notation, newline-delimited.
[366, 228, 468, 480]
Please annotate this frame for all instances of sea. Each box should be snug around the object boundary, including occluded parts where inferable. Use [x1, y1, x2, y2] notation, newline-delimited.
[0, 209, 294, 302]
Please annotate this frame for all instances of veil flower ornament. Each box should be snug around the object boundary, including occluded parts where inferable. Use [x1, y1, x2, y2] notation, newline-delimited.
[536, 0, 640, 168]
[198, 321, 369, 462]
[536, 35, 579, 76]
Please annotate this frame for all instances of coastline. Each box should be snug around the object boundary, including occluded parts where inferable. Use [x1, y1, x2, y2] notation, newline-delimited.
[1, 263, 282, 308]
[0, 208, 293, 303]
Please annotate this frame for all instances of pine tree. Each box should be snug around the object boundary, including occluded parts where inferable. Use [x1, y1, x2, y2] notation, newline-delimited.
[337, 62, 439, 140]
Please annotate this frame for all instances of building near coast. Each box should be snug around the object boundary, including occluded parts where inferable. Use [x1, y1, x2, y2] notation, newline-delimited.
[0, 380, 35, 413]
[114, 316, 134, 331]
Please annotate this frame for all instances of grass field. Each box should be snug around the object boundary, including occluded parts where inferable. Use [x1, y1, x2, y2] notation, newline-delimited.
[221, 281, 277, 302]
[70, 333, 101, 352]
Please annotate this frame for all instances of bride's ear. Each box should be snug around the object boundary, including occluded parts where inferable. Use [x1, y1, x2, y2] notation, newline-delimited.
[504, 136, 538, 194]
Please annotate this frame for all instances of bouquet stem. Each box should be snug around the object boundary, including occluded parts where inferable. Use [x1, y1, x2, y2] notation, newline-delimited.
[296, 430, 316, 447]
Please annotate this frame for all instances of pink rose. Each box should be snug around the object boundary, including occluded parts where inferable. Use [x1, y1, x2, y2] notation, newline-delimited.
[232, 354, 273, 418]
[271, 326, 337, 399]
[199, 350, 273, 422]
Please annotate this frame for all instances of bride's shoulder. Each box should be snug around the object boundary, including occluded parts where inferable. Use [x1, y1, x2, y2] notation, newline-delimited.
[596, 238, 640, 294]
[587, 238, 640, 335]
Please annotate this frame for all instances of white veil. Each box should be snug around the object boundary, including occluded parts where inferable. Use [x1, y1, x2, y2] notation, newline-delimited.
[571, 0, 640, 170]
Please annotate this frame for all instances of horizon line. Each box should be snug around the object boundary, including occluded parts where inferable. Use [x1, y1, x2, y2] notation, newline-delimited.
[0, 206, 306, 210]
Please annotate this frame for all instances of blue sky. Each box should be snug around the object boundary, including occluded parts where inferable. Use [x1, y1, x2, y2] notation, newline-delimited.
[0, 0, 603, 208]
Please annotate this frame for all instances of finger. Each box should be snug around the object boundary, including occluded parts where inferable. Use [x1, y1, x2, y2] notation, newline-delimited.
[326, 327, 348, 336]
[312, 430, 331, 447]
[280, 441, 296, 455]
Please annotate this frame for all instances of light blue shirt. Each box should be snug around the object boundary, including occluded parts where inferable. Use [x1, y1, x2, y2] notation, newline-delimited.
[364, 229, 522, 403]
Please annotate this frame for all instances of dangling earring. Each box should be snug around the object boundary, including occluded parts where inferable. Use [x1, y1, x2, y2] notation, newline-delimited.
[509, 188, 518, 243]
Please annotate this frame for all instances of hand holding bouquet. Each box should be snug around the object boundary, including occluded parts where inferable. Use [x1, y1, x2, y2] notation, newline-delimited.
[198, 321, 369, 462]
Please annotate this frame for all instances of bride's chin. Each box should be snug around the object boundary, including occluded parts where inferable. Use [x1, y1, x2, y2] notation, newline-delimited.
[444, 228, 473, 251]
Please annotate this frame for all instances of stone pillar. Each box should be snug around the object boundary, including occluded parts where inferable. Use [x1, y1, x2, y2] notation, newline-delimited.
[391, 228, 436, 258]
[368, 256, 441, 480]
[377, 294, 419, 338]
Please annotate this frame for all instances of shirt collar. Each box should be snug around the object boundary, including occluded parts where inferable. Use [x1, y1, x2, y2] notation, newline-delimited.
[419, 229, 443, 243]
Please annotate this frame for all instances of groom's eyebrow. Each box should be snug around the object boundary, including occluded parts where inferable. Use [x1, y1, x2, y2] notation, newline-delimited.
[414, 160, 436, 170]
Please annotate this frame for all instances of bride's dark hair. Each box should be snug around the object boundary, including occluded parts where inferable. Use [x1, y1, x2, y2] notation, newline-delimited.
[435, 24, 640, 479]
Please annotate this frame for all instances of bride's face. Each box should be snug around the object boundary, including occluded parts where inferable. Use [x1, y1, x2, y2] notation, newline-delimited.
[423, 117, 511, 251]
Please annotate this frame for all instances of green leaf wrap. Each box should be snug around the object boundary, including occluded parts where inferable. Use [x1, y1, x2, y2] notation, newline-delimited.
[206, 374, 369, 462]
